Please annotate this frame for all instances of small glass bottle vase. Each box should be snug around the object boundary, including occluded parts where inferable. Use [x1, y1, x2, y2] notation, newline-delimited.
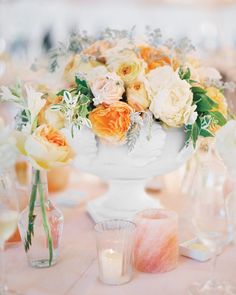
[18, 168, 64, 268]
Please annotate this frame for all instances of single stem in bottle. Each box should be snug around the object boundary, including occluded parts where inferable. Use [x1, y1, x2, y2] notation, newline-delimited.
[24, 170, 39, 252]
[38, 171, 53, 266]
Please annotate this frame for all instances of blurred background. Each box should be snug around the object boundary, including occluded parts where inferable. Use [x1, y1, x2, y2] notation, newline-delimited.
[0, 0, 236, 97]
[0, 0, 236, 242]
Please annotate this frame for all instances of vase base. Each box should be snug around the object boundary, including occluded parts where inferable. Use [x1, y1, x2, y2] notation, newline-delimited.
[87, 195, 162, 223]
[28, 258, 57, 268]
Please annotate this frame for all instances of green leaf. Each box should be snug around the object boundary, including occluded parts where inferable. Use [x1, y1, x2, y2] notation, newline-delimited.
[191, 87, 206, 94]
[192, 122, 200, 147]
[209, 111, 227, 126]
[200, 129, 214, 137]
[196, 94, 218, 112]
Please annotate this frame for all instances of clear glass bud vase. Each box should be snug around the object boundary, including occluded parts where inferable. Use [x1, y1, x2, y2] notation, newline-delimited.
[18, 168, 64, 268]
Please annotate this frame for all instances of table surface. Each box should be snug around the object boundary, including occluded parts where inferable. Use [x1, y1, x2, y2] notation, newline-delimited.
[5, 169, 236, 295]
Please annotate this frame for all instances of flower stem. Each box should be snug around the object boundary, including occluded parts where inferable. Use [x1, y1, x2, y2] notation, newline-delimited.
[24, 170, 39, 252]
[38, 171, 53, 266]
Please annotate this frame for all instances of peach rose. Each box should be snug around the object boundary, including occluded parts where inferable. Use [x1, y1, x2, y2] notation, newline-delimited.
[139, 46, 171, 72]
[17, 125, 74, 170]
[83, 40, 113, 62]
[126, 81, 150, 111]
[90, 72, 125, 105]
[89, 102, 132, 143]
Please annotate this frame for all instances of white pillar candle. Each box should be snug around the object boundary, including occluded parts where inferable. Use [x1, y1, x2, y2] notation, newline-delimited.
[99, 249, 123, 284]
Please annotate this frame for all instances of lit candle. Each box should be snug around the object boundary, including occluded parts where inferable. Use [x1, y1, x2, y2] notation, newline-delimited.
[98, 249, 123, 285]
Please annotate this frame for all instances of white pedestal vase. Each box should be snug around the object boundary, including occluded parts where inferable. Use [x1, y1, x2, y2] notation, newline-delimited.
[69, 123, 193, 222]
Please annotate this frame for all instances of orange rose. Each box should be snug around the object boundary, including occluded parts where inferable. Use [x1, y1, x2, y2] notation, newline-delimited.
[89, 102, 133, 143]
[139, 46, 171, 72]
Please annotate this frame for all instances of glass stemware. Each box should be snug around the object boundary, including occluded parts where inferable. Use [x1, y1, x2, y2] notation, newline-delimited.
[188, 159, 236, 295]
[0, 170, 19, 295]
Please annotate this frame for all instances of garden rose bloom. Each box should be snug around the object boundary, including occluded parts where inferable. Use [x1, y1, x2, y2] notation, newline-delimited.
[22, 125, 74, 170]
[39, 96, 65, 130]
[106, 49, 146, 85]
[139, 46, 171, 71]
[206, 87, 227, 117]
[89, 102, 132, 143]
[63, 54, 101, 86]
[90, 72, 125, 105]
[126, 81, 150, 111]
[83, 40, 112, 61]
[147, 66, 196, 127]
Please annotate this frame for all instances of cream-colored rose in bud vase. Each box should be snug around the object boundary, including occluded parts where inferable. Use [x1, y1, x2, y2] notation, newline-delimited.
[0, 28, 233, 227]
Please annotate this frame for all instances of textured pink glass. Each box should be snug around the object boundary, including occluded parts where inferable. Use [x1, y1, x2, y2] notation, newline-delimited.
[134, 209, 179, 273]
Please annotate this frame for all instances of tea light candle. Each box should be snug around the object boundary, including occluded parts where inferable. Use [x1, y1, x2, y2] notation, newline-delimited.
[99, 249, 123, 284]
[134, 209, 179, 273]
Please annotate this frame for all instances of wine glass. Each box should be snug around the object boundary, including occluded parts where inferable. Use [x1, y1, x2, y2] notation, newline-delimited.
[188, 159, 236, 295]
[0, 170, 19, 295]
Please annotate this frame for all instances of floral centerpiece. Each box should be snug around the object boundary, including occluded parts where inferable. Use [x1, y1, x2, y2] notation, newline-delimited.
[0, 28, 233, 231]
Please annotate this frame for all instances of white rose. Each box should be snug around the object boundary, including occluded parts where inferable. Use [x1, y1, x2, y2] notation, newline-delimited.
[147, 66, 195, 127]
[215, 120, 236, 174]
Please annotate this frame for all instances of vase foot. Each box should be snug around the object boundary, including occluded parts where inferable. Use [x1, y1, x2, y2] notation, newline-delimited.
[87, 195, 162, 223]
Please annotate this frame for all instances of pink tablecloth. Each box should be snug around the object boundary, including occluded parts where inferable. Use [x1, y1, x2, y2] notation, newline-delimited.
[5, 171, 236, 295]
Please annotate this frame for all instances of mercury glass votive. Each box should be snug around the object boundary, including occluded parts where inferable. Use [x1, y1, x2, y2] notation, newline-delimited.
[94, 219, 136, 285]
[134, 209, 179, 273]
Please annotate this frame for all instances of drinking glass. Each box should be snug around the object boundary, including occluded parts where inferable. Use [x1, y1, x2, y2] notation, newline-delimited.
[94, 219, 136, 285]
[188, 160, 236, 295]
[0, 171, 19, 295]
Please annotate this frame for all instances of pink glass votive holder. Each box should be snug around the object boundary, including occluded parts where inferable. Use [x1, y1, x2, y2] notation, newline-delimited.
[134, 208, 179, 273]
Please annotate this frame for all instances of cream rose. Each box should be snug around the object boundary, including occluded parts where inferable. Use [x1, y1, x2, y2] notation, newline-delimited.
[106, 49, 146, 85]
[18, 125, 74, 170]
[147, 66, 196, 127]
[90, 72, 125, 105]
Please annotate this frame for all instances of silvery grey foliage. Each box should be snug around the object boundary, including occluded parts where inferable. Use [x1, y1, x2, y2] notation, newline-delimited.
[127, 111, 154, 152]
[145, 26, 162, 47]
[49, 30, 95, 72]
[175, 37, 195, 62]
[205, 78, 236, 92]
[51, 91, 91, 137]
[99, 28, 130, 40]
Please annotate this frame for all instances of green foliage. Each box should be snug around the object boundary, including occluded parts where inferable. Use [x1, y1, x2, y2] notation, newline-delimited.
[185, 86, 227, 147]
[53, 77, 94, 137]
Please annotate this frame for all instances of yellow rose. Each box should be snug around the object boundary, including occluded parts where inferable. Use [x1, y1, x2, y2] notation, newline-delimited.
[206, 87, 227, 117]
[89, 102, 132, 144]
[206, 87, 228, 134]
[106, 49, 145, 85]
[17, 125, 74, 170]
[127, 81, 150, 111]
[63, 54, 101, 86]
